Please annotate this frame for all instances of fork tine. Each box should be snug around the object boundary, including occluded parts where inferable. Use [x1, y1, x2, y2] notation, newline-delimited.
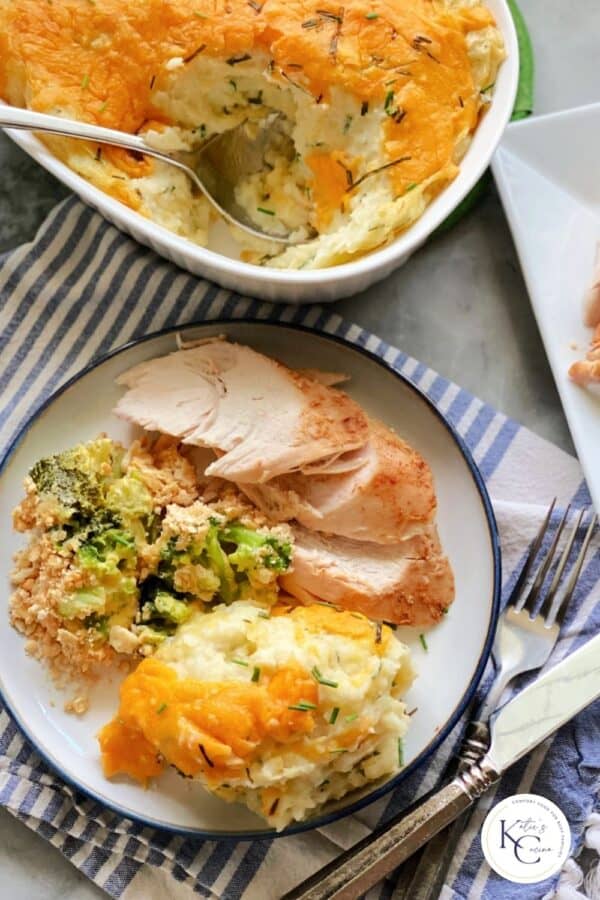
[517, 503, 570, 613]
[510, 498, 556, 610]
[539, 508, 585, 624]
[552, 512, 598, 627]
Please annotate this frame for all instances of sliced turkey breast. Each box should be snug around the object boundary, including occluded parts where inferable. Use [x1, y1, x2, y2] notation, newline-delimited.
[281, 525, 455, 626]
[583, 242, 600, 328]
[115, 340, 369, 483]
[569, 323, 600, 387]
[240, 418, 436, 544]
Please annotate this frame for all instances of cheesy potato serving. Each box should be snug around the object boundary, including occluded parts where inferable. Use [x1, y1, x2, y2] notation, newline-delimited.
[0, 0, 504, 269]
[99, 599, 415, 829]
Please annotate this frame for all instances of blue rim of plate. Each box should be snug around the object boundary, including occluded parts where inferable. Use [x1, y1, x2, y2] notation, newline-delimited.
[0, 319, 502, 841]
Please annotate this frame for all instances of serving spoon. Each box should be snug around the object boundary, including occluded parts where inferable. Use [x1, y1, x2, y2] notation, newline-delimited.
[0, 105, 306, 244]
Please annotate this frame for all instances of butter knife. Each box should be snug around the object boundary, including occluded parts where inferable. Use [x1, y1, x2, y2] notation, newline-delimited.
[282, 632, 600, 900]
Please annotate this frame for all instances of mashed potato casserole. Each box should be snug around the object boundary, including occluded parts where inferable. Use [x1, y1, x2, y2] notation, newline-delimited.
[99, 600, 415, 829]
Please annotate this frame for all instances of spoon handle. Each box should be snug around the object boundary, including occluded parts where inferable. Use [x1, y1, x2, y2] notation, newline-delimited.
[0, 103, 293, 244]
[0, 105, 164, 160]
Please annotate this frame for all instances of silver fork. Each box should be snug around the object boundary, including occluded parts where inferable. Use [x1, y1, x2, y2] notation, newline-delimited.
[392, 501, 598, 900]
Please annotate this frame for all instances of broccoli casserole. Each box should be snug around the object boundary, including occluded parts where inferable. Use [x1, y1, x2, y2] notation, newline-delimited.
[0, 0, 505, 268]
[10, 436, 292, 689]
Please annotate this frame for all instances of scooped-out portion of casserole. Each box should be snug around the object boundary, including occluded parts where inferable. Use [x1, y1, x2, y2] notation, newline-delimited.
[0, 0, 505, 268]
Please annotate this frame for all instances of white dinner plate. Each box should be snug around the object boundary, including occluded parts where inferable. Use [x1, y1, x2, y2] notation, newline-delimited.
[492, 103, 600, 512]
[0, 321, 500, 837]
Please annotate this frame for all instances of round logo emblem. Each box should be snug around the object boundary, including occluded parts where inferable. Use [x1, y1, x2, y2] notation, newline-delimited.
[481, 794, 571, 884]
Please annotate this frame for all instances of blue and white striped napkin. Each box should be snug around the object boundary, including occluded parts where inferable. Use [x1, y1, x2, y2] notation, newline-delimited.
[0, 196, 598, 900]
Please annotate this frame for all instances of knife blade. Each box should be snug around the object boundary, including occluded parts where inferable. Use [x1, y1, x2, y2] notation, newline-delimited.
[486, 631, 600, 772]
[282, 632, 600, 900]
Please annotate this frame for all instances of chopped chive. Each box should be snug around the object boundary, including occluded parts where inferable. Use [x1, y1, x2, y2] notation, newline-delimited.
[98, 101, 108, 112]
[481, 82, 495, 93]
[226, 53, 252, 65]
[156, 703, 168, 714]
[365, 11, 379, 18]
[318, 8, 343, 23]
[419, 633, 428, 652]
[232, 658, 249, 667]
[408, 707, 418, 717]
[251, 666, 261, 682]
[301, 18, 319, 28]
[199, 743, 215, 767]
[405, 182, 418, 192]
[229, 78, 237, 90]
[329, 707, 340, 724]
[331, 748, 347, 754]
[257, 206, 275, 216]
[384, 89, 394, 111]
[345, 712, 358, 722]
[343, 114, 353, 133]
[398, 737, 404, 766]
[257, 610, 269, 618]
[288, 700, 317, 712]
[194, 10, 209, 17]
[442, 606, 449, 615]
[312, 666, 339, 688]
[81, 74, 90, 89]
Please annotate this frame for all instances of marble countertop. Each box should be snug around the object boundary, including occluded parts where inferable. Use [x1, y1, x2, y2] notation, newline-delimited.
[1, 2, 598, 897]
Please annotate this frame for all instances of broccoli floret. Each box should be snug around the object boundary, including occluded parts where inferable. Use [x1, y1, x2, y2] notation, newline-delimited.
[29, 438, 120, 523]
[105, 471, 153, 520]
[58, 586, 106, 619]
[30, 455, 101, 520]
[138, 575, 192, 631]
[220, 523, 292, 572]
[77, 523, 137, 577]
[205, 525, 238, 603]
[154, 591, 192, 625]
[154, 515, 292, 606]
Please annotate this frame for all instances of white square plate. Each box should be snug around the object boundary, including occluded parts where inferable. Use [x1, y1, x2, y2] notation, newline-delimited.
[492, 103, 600, 511]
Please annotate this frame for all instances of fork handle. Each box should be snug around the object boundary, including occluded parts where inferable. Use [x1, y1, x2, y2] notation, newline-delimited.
[391, 722, 490, 900]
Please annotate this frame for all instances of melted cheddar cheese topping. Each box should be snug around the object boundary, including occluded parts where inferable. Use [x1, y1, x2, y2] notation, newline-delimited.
[99, 658, 319, 784]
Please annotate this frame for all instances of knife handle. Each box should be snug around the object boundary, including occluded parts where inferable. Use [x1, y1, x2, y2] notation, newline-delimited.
[282, 757, 500, 900]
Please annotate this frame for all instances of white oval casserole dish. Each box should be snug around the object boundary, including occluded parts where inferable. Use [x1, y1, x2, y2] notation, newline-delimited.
[0, 0, 518, 303]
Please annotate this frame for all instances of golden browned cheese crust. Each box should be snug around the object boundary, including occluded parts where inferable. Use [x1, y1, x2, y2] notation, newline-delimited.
[0, 0, 496, 201]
